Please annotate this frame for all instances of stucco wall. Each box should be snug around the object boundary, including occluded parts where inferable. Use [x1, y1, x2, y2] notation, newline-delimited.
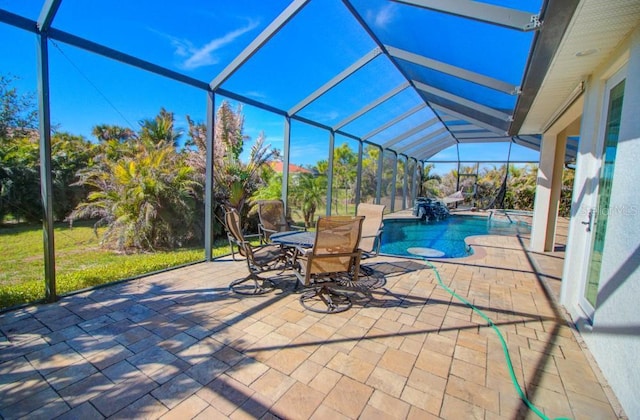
[562, 26, 640, 417]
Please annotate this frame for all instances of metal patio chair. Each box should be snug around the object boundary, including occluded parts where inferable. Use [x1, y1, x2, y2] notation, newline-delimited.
[291, 215, 364, 314]
[356, 203, 385, 258]
[257, 199, 305, 244]
[356, 203, 385, 278]
[224, 207, 287, 295]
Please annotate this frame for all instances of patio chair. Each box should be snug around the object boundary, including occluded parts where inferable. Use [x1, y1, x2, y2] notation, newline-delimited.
[291, 215, 364, 313]
[226, 220, 262, 262]
[224, 206, 287, 295]
[257, 199, 305, 244]
[356, 203, 385, 258]
[356, 203, 385, 277]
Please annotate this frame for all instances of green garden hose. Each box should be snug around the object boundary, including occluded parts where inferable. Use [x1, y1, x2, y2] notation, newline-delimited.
[422, 259, 571, 420]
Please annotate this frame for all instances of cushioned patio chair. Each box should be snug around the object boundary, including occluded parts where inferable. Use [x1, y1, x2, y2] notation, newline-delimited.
[292, 215, 364, 313]
[224, 207, 287, 295]
[257, 199, 305, 244]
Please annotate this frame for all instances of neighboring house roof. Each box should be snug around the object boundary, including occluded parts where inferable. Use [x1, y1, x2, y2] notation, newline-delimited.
[269, 161, 312, 174]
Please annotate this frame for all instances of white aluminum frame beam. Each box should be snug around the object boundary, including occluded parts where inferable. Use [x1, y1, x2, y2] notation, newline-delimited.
[204, 92, 215, 260]
[49, 28, 209, 90]
[421, 146, 455, 161]
[37, 0, 61, 31]
[382, 117, 439, 149]
[439, 114, 465, 123]
[513, 135, 542, 151]
[396, 127, 448, 153]
[457, 137, 512, 143]
[412, 137, 457, 159]
[404, 132, 453, 155]
[333, 81, 410, 131]
[414, 81, 512, 122]
[210, 0, 310, 89]
[391, 0, 541, 31]
[455, 131, 506, 139]
[410, 135, 456, 159]
[387, 46, 518, 95]
[289, 47, 382, 116]
[432, 104, 506, 136]
[362, 103, 426, 141]
[449, 124, 487, 133]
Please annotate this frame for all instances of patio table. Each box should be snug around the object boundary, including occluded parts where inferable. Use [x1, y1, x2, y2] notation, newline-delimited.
[271, 229, 382, 289]
[270, 230, 316, 248]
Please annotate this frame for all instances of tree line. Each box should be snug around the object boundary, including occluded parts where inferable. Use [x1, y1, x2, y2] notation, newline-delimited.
[2, 75, 574, 255]
[1, 75, 286, 251]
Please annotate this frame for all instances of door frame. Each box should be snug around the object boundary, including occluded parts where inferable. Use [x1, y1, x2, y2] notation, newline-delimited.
[577, 65, 627, 320]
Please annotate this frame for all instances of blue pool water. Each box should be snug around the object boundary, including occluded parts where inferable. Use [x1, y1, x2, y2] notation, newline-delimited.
[380, 215, 531, 258]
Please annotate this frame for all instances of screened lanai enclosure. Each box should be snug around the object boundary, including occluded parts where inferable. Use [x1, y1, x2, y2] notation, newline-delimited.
[0, 0, 580, 307]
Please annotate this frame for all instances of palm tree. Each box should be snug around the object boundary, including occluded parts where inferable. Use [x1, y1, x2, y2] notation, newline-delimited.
[69, 144, 196, 251]
[360, 145, 379, 203]
[290, 173, 326, 227]
[250, 171, 282, 203]
[69, 110, 197, 251]
[332, 143, 357, 214]
[216, 133, 277, 214]
[421, 163, 442, 198]
[91, 124, 135, 143]
[505, 164, 537, 210]
[139, 108, 182, 149]
[185, 102, 279, 233]
[476, 164, 505, 209]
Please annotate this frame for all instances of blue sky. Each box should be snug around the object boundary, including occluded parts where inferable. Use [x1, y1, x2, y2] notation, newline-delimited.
[0, 0, 540, 167]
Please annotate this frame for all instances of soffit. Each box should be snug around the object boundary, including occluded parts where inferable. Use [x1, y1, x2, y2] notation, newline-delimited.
[520, 0, 640, 134]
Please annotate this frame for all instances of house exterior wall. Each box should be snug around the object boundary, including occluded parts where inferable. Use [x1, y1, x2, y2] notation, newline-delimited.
[561, 26, 640, 417]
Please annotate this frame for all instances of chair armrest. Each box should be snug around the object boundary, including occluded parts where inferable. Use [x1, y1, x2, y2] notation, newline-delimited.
[227, 235, 249, 247]
[311, 250, 361, 259]
[361, 228, 383, 242]
[293, 245, 312, 256]
[244, 233, 262, 241]
[360, 229, 383, 255]
[257, 224, 276, 244]
[228, 232, 260, 245]
[360, 233, 381, 240]
[259, 225, 279, 234]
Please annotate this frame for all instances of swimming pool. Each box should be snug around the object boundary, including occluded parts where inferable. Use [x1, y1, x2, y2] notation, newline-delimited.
[380, 215, 531, 258]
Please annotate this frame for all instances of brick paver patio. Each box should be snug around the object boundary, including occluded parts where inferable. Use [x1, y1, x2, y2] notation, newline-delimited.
[0, 221, 625, 419]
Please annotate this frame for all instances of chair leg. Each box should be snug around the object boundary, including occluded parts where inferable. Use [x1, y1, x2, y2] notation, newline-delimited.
[333, 266, 383, 301]
[228, 236, 238, 261]
[229, 273, 276, 295]
[359, 264, 374, 277]
[299, 285, 352, 314]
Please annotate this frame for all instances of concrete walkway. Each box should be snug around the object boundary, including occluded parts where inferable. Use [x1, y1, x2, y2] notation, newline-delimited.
[0, 224, 624, 419]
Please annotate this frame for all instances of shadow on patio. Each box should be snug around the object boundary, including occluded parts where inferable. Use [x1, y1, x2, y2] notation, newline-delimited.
[0, 232, 624, 419]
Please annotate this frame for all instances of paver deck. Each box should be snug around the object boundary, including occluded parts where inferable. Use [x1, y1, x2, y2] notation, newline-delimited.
[0, 216, 625, 419]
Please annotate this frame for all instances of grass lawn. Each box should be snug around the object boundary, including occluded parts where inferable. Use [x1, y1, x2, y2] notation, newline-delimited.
[0, 221, 233, 310]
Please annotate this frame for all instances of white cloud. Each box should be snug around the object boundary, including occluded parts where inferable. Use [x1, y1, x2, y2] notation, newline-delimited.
[305, 110, 341, 122]
[368, 3, 397, 29]
[165, 19, 260, 70]
[243, 90, 267, 100]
